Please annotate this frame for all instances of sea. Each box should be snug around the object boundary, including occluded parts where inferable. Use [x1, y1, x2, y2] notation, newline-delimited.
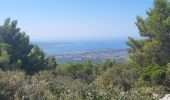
[34, 39, 128, 54]
[34, 39, 128, 63]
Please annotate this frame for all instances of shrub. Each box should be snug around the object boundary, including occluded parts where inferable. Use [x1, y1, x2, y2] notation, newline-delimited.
[56, 61, 95, 83]
[141, 66, 166, 84]
[0, 70, 26, 100]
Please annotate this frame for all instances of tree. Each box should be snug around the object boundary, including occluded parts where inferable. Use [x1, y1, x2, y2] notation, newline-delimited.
[0, 18, 56, 74]
[0, 18, 30, 69]
[45, 56, 57, 70]
[0, 43, 11, 69]
[127, 0, 170, 66]
[23, 45, 46, 74]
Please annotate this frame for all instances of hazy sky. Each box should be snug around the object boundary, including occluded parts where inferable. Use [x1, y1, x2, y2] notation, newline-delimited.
[0, 0, 153, 42]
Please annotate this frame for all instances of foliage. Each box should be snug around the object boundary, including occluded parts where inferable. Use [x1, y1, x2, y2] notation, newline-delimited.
[94, 61, 140, 95]
[0, 69, 154, 100]
[56, 60, 116, 83]
[45, 56, 57, 70]
[56, 61, 96, 83]
[0, 18, 57, 74]
[127, 0, 170, 66]
[166, 63, 170, 81]
[0, 70, 26, 100]
[0, 43, 11, 69]
[141, 66, 166, 84]
[1, 0, 170, 99]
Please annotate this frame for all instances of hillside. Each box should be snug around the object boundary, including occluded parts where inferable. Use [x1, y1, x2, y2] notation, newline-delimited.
[0, 0, 170, 100]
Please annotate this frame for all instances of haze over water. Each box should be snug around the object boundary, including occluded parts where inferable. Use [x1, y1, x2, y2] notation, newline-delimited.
[35, 39, 128, 54]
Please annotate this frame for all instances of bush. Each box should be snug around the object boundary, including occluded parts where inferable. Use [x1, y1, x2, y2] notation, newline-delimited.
[141, 66, 166, 84]
[0, 70, 26, 100]
[94, 61, 140, 94]
[56, 61, 95, 83]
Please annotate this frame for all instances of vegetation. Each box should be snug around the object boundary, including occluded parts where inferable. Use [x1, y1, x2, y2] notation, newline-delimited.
[0, 18, 57, 74]
[127, 0, 170, 66]
[0, 0, 170, 99]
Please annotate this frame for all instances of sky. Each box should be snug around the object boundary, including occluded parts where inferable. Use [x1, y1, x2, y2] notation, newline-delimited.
[0, 0, 153, 42]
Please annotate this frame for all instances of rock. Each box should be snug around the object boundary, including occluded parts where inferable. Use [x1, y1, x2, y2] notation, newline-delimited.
[160, 94, 170, 100]
[152, 93, 159, 99]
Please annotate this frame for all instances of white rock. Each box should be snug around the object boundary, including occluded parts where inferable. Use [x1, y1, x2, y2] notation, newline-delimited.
[153, 93, 159, 99]
[160, 94, 170, 100]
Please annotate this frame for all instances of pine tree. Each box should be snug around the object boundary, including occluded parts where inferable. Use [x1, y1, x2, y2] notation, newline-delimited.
[0, 18, 56, 73]
[127, 0, 170, 66]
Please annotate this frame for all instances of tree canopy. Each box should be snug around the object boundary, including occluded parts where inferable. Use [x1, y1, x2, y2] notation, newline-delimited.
[127, 0, 170, 66]
[0, 18, 57, 74]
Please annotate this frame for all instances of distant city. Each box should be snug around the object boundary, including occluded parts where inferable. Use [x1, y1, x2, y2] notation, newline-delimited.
[47, 49, 128, 63]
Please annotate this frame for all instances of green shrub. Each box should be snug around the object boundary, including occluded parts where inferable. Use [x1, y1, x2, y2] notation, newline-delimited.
[0, 70, 26, 100]
[141, 66, 166, 84]
[56, 61, 96, 83]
